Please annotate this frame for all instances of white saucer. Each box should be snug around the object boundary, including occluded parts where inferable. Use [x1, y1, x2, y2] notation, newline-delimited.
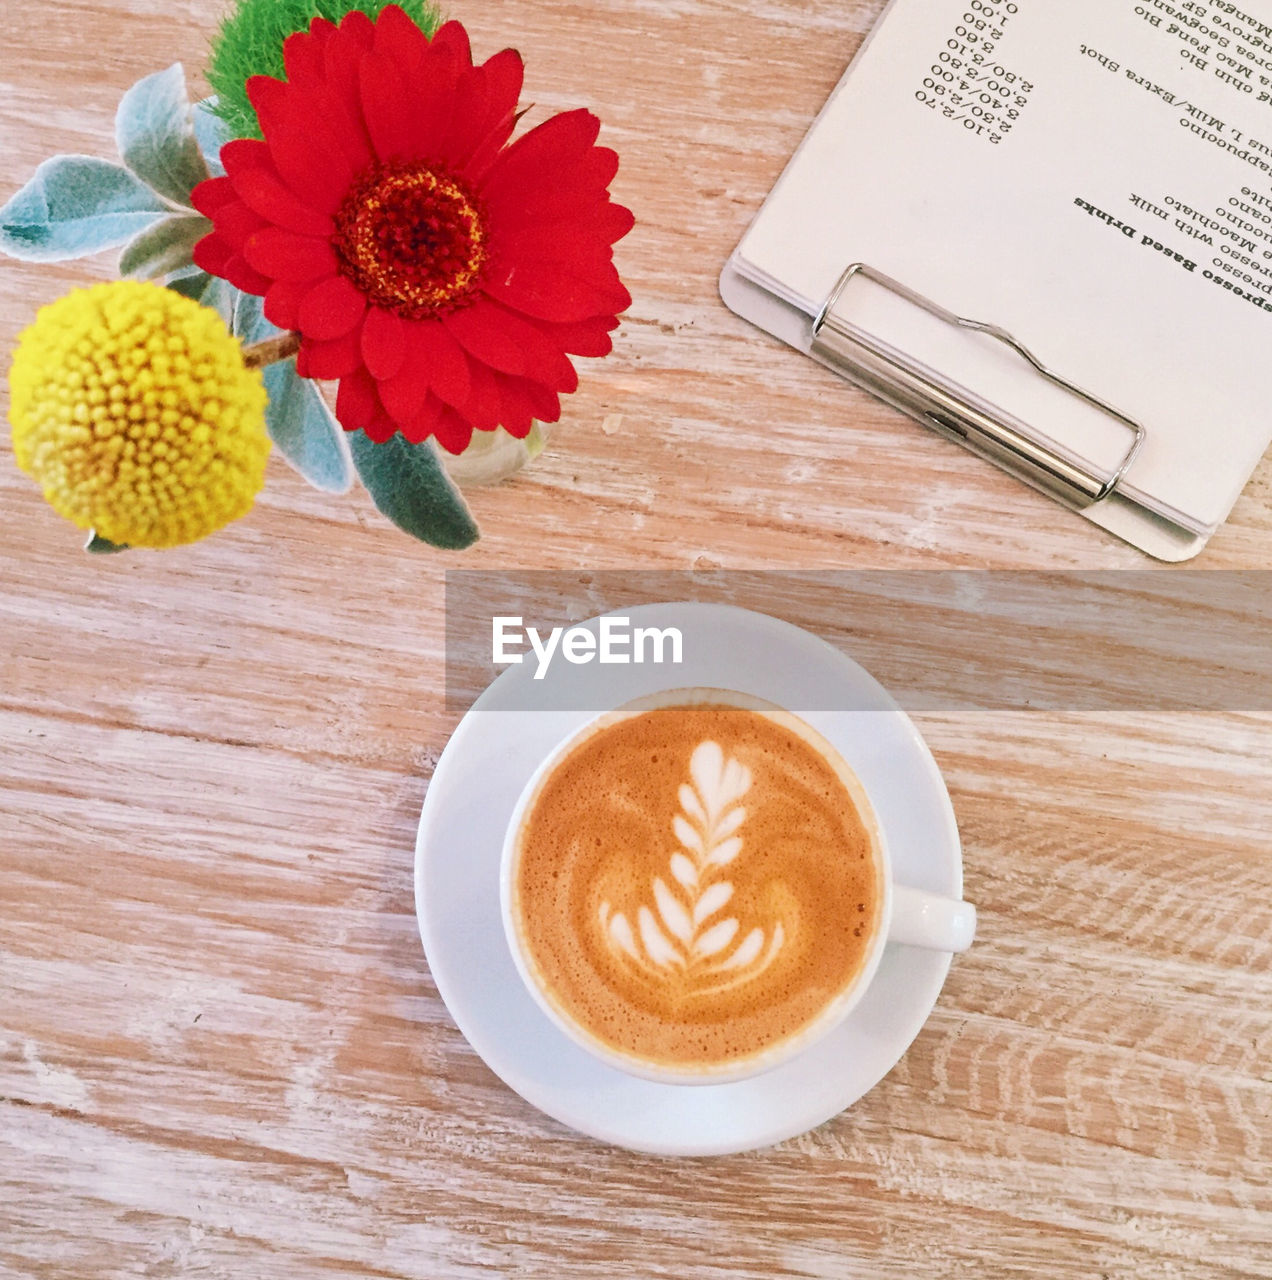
[414, 602, 964, 1156]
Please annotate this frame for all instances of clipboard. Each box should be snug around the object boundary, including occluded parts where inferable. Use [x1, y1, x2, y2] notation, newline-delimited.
[722, 0, 1272, 561]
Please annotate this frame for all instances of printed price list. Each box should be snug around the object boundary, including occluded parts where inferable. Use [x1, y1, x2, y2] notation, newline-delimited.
[914, 1, 1035, 144]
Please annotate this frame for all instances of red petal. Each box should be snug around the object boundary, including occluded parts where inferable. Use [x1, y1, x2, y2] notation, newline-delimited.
[592, 200, 636, 245]
[483, 261, 630, 323]
[211, 199, 270, 249]
[481, 109, 600, 205]
[462, 107, 520, 185]
[400, 392, 444, 443]
[274, 26, 374, 171]
[481, 136, 624, 236]
[264, 280, 310, 330]
[433, 405, 474, 454]
[443, 304, 527, 375]
[297, 328, 363, 378]
[339, 8, 375, 46]
[299, 274, 367, 339]
[482, 48, 524, 121]
[360, 51, 413, 161]
[584, 148, 620, 190]
[494, 248, 621, 297]
[322, 20, 366, 105]
[319, 12, 377, 146]
[317, 81, 377, 173]
[222, 253, 272, 296]
[409, 319, 471, 408]
[453, 356, 502, 431]
[432, 65, 489, 169]
[473, 301, 578, 393]
[196, 233, 270, 295]
[455, 49, 523, 179]
[231, 163, 333, 238]
[493, 221, 622, 274]
[431, 20, 473, 67]
[505, 375, 561, 423]
[249, 76, 355, 212]
[373, 3, 427, 73]
[378, 351, 431, 425]
[283, 16, 341, 85]
[283, 25, 326, 84]
[361, 306, 407, 380]
[190, 176, 237, 218]
[377, 319, 473, 423]
[308, 16, 339, 41]
[500, 200, 633, 251]
[192, 231, 232, 277]
[219, 138, 272, 179]
[362, 411, 398, 443]
[493, 376, 536, 438]
[243, 228, 338, 281]
[534, 316, 617, 358]
[335, 365, 379, 430]
[487, 189, 612, 236]
[403, 33, 460, 155]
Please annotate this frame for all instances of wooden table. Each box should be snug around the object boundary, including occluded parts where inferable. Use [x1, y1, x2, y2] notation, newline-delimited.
[3, 1, 1269, 1276]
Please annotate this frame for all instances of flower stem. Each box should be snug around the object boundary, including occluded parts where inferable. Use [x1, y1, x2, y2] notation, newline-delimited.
[242, 330, 301, 369]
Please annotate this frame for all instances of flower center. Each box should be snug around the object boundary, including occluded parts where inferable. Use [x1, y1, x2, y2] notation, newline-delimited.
[332, 163, 488, 318]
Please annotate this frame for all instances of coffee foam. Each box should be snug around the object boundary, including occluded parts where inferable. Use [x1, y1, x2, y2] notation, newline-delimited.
[511, 698, 883, 1072]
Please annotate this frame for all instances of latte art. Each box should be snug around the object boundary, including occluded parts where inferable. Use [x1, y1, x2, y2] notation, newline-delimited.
[598, 741, 787, 993]
[509, 697, 883, 1074]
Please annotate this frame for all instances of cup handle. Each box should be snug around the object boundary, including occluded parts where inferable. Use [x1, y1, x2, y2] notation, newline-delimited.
[888, 885, 977, 953]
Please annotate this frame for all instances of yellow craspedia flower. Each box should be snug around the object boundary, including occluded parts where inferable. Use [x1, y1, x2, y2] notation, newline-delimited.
[9, 280, 270, 548]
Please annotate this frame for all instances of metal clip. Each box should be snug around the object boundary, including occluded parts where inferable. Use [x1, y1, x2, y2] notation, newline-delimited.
[810, 264, 1146, 509]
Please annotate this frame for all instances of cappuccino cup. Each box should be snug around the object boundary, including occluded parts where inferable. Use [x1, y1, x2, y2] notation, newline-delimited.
[500, 689, 975, 1085]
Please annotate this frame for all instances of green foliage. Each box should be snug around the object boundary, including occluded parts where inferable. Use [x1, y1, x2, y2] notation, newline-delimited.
[85, 532, 129, 554]
[119, 214, 209, 281]
[233, 293, 355, 494]
[0, 156, 168, 263]
[349, 433, 478, 550]
[0, 64, 211, 269]
[114, 64, 209, 206]
[207, 0, 444, 141]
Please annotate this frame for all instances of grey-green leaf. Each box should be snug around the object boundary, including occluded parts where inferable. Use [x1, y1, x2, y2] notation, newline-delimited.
[262, 360, 354, 494]
[85, 531, 129, 554]
[115, 64, 209, 206]
[350, 434, 479, 550]
[166, 269, 212, 302]
[192, 99, 230, 178]
[165, 270, 236, 327]
[230, 288, 276, 344]
[229, 292, 353, 493]
[119, 212, 210, 280]
[0, 155, 168, 262]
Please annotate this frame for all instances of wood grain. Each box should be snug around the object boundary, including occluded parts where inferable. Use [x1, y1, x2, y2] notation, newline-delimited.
[2, 1, 1270, 1277]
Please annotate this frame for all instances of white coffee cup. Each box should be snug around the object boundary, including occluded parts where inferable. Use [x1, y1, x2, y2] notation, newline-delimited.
[500, 689, 976, 1085]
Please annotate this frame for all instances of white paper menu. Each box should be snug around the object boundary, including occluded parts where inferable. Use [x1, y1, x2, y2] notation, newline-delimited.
[722, 0, 1272, 559]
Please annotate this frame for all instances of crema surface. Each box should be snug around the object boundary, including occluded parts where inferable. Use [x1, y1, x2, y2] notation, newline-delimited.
[512, 703, 882, 1071]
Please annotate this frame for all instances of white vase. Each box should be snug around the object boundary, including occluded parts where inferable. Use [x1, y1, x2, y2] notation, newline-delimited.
[442, 423, 549, 488]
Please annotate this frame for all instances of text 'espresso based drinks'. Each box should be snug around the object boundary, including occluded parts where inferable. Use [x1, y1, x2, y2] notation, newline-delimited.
[507, 694, 885, 1079]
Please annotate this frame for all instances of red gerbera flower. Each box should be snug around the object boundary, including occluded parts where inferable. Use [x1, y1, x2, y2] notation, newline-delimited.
[191, 6, 633, 452]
